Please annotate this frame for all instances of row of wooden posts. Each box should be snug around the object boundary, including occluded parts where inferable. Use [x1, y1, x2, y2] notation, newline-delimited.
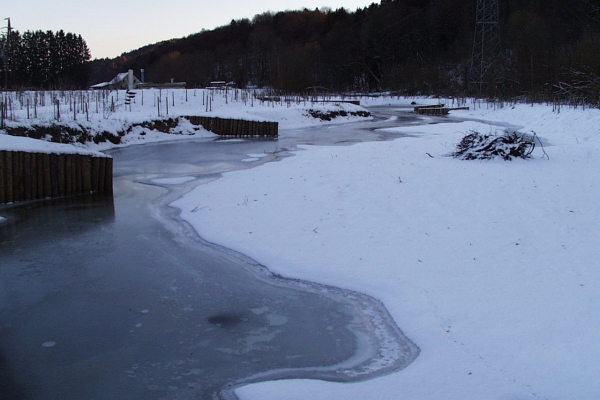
[0, 116, 274, 204]
[0, 151, 113, 204]
[413, 104, 470, 115]
[184, 116, 279, 137]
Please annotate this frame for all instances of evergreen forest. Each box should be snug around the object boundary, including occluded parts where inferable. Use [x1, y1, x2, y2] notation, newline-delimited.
[0, 30, 91, 89]
[4, 0, 600, 103]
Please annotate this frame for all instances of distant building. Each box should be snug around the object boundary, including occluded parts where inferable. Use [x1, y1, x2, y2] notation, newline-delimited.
[207, 81, 236, 89]
[137, 77, 186, 89]
[90, 70, 186, 90]
[90, 70, 141, 90]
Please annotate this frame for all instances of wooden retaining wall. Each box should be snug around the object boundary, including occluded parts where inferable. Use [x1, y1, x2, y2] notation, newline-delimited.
[413, 104, 445, 113]
[415, 107, 450, 116]
[414, 106, 470, 116]
[184, 116, 278, 137]
[317, 100, 361, 106]
[0, 151, 112, 204]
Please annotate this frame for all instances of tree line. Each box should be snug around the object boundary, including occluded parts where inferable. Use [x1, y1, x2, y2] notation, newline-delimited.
[88, 0, 600, 102]
[4, 0, 599, 103]
[1, 29, 91, 89]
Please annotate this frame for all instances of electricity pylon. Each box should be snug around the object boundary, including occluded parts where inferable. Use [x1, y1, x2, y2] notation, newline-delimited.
[1, 18, 12, 89]
[469, 0, 501, 94]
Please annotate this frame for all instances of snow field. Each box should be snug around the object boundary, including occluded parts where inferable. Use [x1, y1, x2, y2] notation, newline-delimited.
[2, 91, 599, 399]
[172, 101, 600, 400]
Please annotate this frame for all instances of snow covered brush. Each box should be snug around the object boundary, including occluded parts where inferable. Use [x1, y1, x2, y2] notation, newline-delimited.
[451, 130, 538, 160]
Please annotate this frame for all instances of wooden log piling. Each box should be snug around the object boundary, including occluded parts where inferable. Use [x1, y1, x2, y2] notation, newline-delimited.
[183, 116, 278, 137]
[0, 152, 5, 203]
[413, 105, 470, 116]
[0, 151, 113, 204]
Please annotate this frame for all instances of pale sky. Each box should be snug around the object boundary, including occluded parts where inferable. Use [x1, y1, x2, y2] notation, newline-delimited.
[4, 1, 377, 59]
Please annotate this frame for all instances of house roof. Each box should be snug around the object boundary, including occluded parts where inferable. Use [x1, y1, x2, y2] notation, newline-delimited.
[90, 82, 109, 88]
[90, 71, 142, 89]
[110, 72, 141, 84]
[110, 72, 129, 84]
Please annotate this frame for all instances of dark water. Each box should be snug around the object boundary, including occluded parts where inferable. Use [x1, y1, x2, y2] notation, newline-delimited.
[0, 106, 423, 399]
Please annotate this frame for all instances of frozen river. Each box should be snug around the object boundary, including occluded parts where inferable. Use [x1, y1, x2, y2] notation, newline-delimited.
[0, 105, 429, 399]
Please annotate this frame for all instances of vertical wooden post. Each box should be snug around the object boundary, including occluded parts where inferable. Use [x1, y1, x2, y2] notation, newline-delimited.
[98, 157, 106, 194]
[57, 154, 65, 197]
[11, 152, 19, 202]
[42, 153, 51, 199]
[50, 154, 59, 198]
[0, 151, 6, 204]
[65, 155, 73, 196]
[75, 155, 82, 195]
[36, 154, 44, 199]
[104, 158, 113, 194]
[15, 152, 25, 202]
[30, 153, 38, 200]
[71, 154, 78, 195]
[82, 156, 92, 193]
[23, 152, 31, 201]
[91, 157, 100, 193]
[5, 152, 13, 203]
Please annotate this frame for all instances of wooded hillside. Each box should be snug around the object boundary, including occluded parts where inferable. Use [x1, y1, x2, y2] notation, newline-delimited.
[86, 0, 600, 101]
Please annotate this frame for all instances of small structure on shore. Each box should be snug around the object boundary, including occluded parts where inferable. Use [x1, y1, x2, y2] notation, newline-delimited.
[206, 81, 236, 89]
[90, 70, 141, 90]
[91, 70, 186, 90]
[413, 104, 470, 115]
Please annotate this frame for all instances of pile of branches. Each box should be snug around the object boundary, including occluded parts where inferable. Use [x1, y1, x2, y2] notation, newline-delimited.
[452, 130, 536, 160]
[307, 109, 370, 121]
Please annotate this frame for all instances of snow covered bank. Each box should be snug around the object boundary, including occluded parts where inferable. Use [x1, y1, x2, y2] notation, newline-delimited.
[172, 100, 600, 400]
[0, 89, 372, 153]
[0, 133, 108, 157]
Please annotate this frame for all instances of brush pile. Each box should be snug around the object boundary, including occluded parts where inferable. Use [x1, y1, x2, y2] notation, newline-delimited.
[452, 130, 536, 160]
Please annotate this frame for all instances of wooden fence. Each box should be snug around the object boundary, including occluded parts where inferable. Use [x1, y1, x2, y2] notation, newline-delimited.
[0, 151, 112, 204]
[184, 116, 278, 137]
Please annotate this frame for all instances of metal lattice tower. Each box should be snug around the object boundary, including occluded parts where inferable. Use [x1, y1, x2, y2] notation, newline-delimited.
[469, 0, 501, 94]
[1, 18, 12, 89]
